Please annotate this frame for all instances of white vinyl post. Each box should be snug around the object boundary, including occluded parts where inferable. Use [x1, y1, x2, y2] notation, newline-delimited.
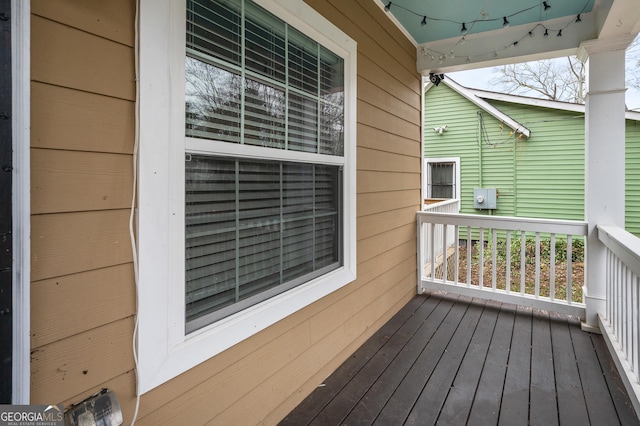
[579, 36, 635, 331]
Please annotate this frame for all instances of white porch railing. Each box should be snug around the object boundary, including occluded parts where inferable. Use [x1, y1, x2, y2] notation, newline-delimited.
[598, 225, 640, 415]
[422, 199, 460, 269]
[417, 211, 587, 318]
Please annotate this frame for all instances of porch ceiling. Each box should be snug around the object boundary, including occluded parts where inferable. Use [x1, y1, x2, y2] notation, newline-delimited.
[375, 0, 640, 74]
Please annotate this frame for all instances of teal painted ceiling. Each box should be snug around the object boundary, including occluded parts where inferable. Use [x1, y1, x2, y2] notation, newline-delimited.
[376, 0, 640, 74]
[382, 0, 595, 44]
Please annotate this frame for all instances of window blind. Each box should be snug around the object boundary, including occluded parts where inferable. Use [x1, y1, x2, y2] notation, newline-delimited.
[185, 0, 344, 155]
[185, 155, 342, 330]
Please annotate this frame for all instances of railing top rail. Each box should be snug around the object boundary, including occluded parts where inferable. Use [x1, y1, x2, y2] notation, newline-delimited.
[598, 224, 640, 277]
[417, 211, 588, 235]
[423, 198, 460, 210]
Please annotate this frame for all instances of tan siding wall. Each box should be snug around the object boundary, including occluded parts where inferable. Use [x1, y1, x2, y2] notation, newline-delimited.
[29, 0, 138, 420]
[29, 0, 421, 424]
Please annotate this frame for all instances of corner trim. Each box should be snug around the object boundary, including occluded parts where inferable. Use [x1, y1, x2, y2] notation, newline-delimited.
[11, 0, 30, 404]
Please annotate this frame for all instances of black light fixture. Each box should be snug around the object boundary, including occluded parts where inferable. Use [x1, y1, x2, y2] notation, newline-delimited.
[543, 1, 551, 11]
[421, 16, 427, 26]
[461, 22, 467, 34]
[429, 73, 445, 86]
[576, 14, 582, 23]
[384, 1, 392, 12]
[503, 16, 510, 27]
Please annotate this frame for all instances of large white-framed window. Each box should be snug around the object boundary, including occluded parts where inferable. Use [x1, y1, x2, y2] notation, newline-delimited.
[138, 0, 356, 393]
[423, 157, 460, 201]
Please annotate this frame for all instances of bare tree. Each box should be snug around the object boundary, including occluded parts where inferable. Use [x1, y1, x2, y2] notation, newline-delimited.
[490, 34, 640, 105]
[627, 35, 640, 92]
[490, 57, 585, 103]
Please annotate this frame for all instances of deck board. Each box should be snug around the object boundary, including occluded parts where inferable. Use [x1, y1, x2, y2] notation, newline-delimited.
[498, 305, 532, 426]
[550, 311, 591, 425]
[467, 303, 516, 425]
[281, 292, 640, 425]
[529, 309, 558, 426]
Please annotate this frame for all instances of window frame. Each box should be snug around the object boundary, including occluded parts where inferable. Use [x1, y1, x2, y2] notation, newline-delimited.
[138, 0, 357, 394]
[423, 157, 461, 201]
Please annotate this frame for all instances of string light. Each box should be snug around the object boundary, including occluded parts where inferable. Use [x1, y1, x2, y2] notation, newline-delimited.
[411, 0, 591, 66]
[421, 0, 589, 67]
[382, 0, 559, 34]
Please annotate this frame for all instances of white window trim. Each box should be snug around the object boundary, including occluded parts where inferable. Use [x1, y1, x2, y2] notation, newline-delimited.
[423, 157, 461, 203]
[12, 0, 30, 404]
[138, 0, 357, 394]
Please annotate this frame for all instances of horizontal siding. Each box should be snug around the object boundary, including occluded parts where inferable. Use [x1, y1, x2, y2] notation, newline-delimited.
[31, 264, 135, 348]
[31, 14, 135, 101]
[30, 0, 137, 418]
[626, 121, 640, 236]
[31, 149, 133, 214]
[31, 82, 134, 154]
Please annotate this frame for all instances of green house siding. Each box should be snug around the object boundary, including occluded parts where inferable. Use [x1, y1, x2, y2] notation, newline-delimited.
[627, 120, 640, 235]
[425, 83, 640, 237]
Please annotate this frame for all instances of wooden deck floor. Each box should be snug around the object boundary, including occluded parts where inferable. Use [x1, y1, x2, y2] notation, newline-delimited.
[280, 291, 640, 425]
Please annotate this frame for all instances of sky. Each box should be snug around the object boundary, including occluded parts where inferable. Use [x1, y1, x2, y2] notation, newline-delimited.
[448, 41, 640, 111]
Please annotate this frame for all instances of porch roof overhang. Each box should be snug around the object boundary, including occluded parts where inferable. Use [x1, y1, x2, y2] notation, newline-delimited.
[374, 0, 640, 75]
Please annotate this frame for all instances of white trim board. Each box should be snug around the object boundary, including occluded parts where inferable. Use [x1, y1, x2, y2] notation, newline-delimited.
[11, 0, 30, 405]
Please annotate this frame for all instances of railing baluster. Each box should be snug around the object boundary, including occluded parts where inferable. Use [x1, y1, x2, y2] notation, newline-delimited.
[634, 275, 640, 381]
[492, 229, 497, 290]
[520, 231, 526, 296]
[442, 225, 448, 283]
[454, 225, 459, 285]
[430, 222, 436, 280]
[550, 234, 556, 301]
[567, 234, 573, 304]
[466, 226, 471, 287]
[607, 249, 612, 323]
[535, 232, 541, 298]
[506, 230, 511, 293]
[479, 228, 484, 289]
[625, 266, 631, 363]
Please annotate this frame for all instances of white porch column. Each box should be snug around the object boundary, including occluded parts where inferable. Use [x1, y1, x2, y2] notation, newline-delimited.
[579, 37, 634, 331]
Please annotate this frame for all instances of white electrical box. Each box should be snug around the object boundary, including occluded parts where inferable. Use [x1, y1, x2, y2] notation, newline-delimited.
[474, 188, 497, 209]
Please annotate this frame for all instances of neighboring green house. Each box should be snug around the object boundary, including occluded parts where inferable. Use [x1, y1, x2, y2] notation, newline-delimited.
[423, 78, 640, 235]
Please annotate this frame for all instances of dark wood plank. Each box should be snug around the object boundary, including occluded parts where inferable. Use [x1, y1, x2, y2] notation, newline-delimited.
[466, 303, 516, 425]
[550, 311, 590, 425]
[373, 296, 471, 425]
[329, 294, 458, 426]
[405, 298, 487, 425]
[529, 309, 559, 426]
[307, 294, 441, 425]
[278, 295, 427, 425]
[283, 294, 640, 426]
[592, 335, 640, 425]
[569, 319, 621, 425]
[436, 299, 501, 425]
[499, 305, 532, 426]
